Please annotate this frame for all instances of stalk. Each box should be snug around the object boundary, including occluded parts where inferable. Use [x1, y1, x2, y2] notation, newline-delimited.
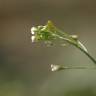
[55, 33, 96, 65]
[76, 43, 96, 64]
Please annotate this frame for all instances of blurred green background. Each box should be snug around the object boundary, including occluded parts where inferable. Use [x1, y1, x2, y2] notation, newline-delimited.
[0, 0, 96, 96]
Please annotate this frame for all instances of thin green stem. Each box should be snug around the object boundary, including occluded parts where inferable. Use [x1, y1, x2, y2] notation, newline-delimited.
[62, 66, 96, 69]
[55, 34, 96, 65]
[76, 44, 96, 64]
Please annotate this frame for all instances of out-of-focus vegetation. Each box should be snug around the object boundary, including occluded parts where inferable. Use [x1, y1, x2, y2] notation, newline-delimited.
[40, 69, 96, 96]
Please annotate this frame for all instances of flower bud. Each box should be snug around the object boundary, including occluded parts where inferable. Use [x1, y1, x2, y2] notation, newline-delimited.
[51, 64, 63, 71]
[70, 35, 78, 40]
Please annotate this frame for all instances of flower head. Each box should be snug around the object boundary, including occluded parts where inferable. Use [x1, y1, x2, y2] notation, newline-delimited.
[31, 21, 58, 43]
[30, 21, 87, 54]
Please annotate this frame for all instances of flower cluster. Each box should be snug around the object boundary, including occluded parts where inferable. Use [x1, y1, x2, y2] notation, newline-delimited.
[30, 21, 80, 46]
[31, 21, 88, 53]
[31, 21, 57, 43]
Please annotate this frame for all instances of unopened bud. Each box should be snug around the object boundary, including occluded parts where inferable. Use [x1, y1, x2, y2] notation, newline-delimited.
[70, 35, 78, 40]
[51, 64, 64, 71]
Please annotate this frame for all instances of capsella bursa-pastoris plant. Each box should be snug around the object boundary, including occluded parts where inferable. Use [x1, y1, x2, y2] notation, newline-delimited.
[31, 21, 96, 71]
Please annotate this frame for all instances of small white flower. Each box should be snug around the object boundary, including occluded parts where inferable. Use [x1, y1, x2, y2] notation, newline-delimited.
[51, 64, 61, 71]
[31, 27, 37, 35]
[31, 27, 37, 42]
[31, 36, 35, 42]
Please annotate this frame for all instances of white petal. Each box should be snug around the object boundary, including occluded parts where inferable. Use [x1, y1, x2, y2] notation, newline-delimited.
[51, 64, 60, 71]
[31, 30, 34, 35]
[31, 27, 37, 34]
[31, 36, 35, 42]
